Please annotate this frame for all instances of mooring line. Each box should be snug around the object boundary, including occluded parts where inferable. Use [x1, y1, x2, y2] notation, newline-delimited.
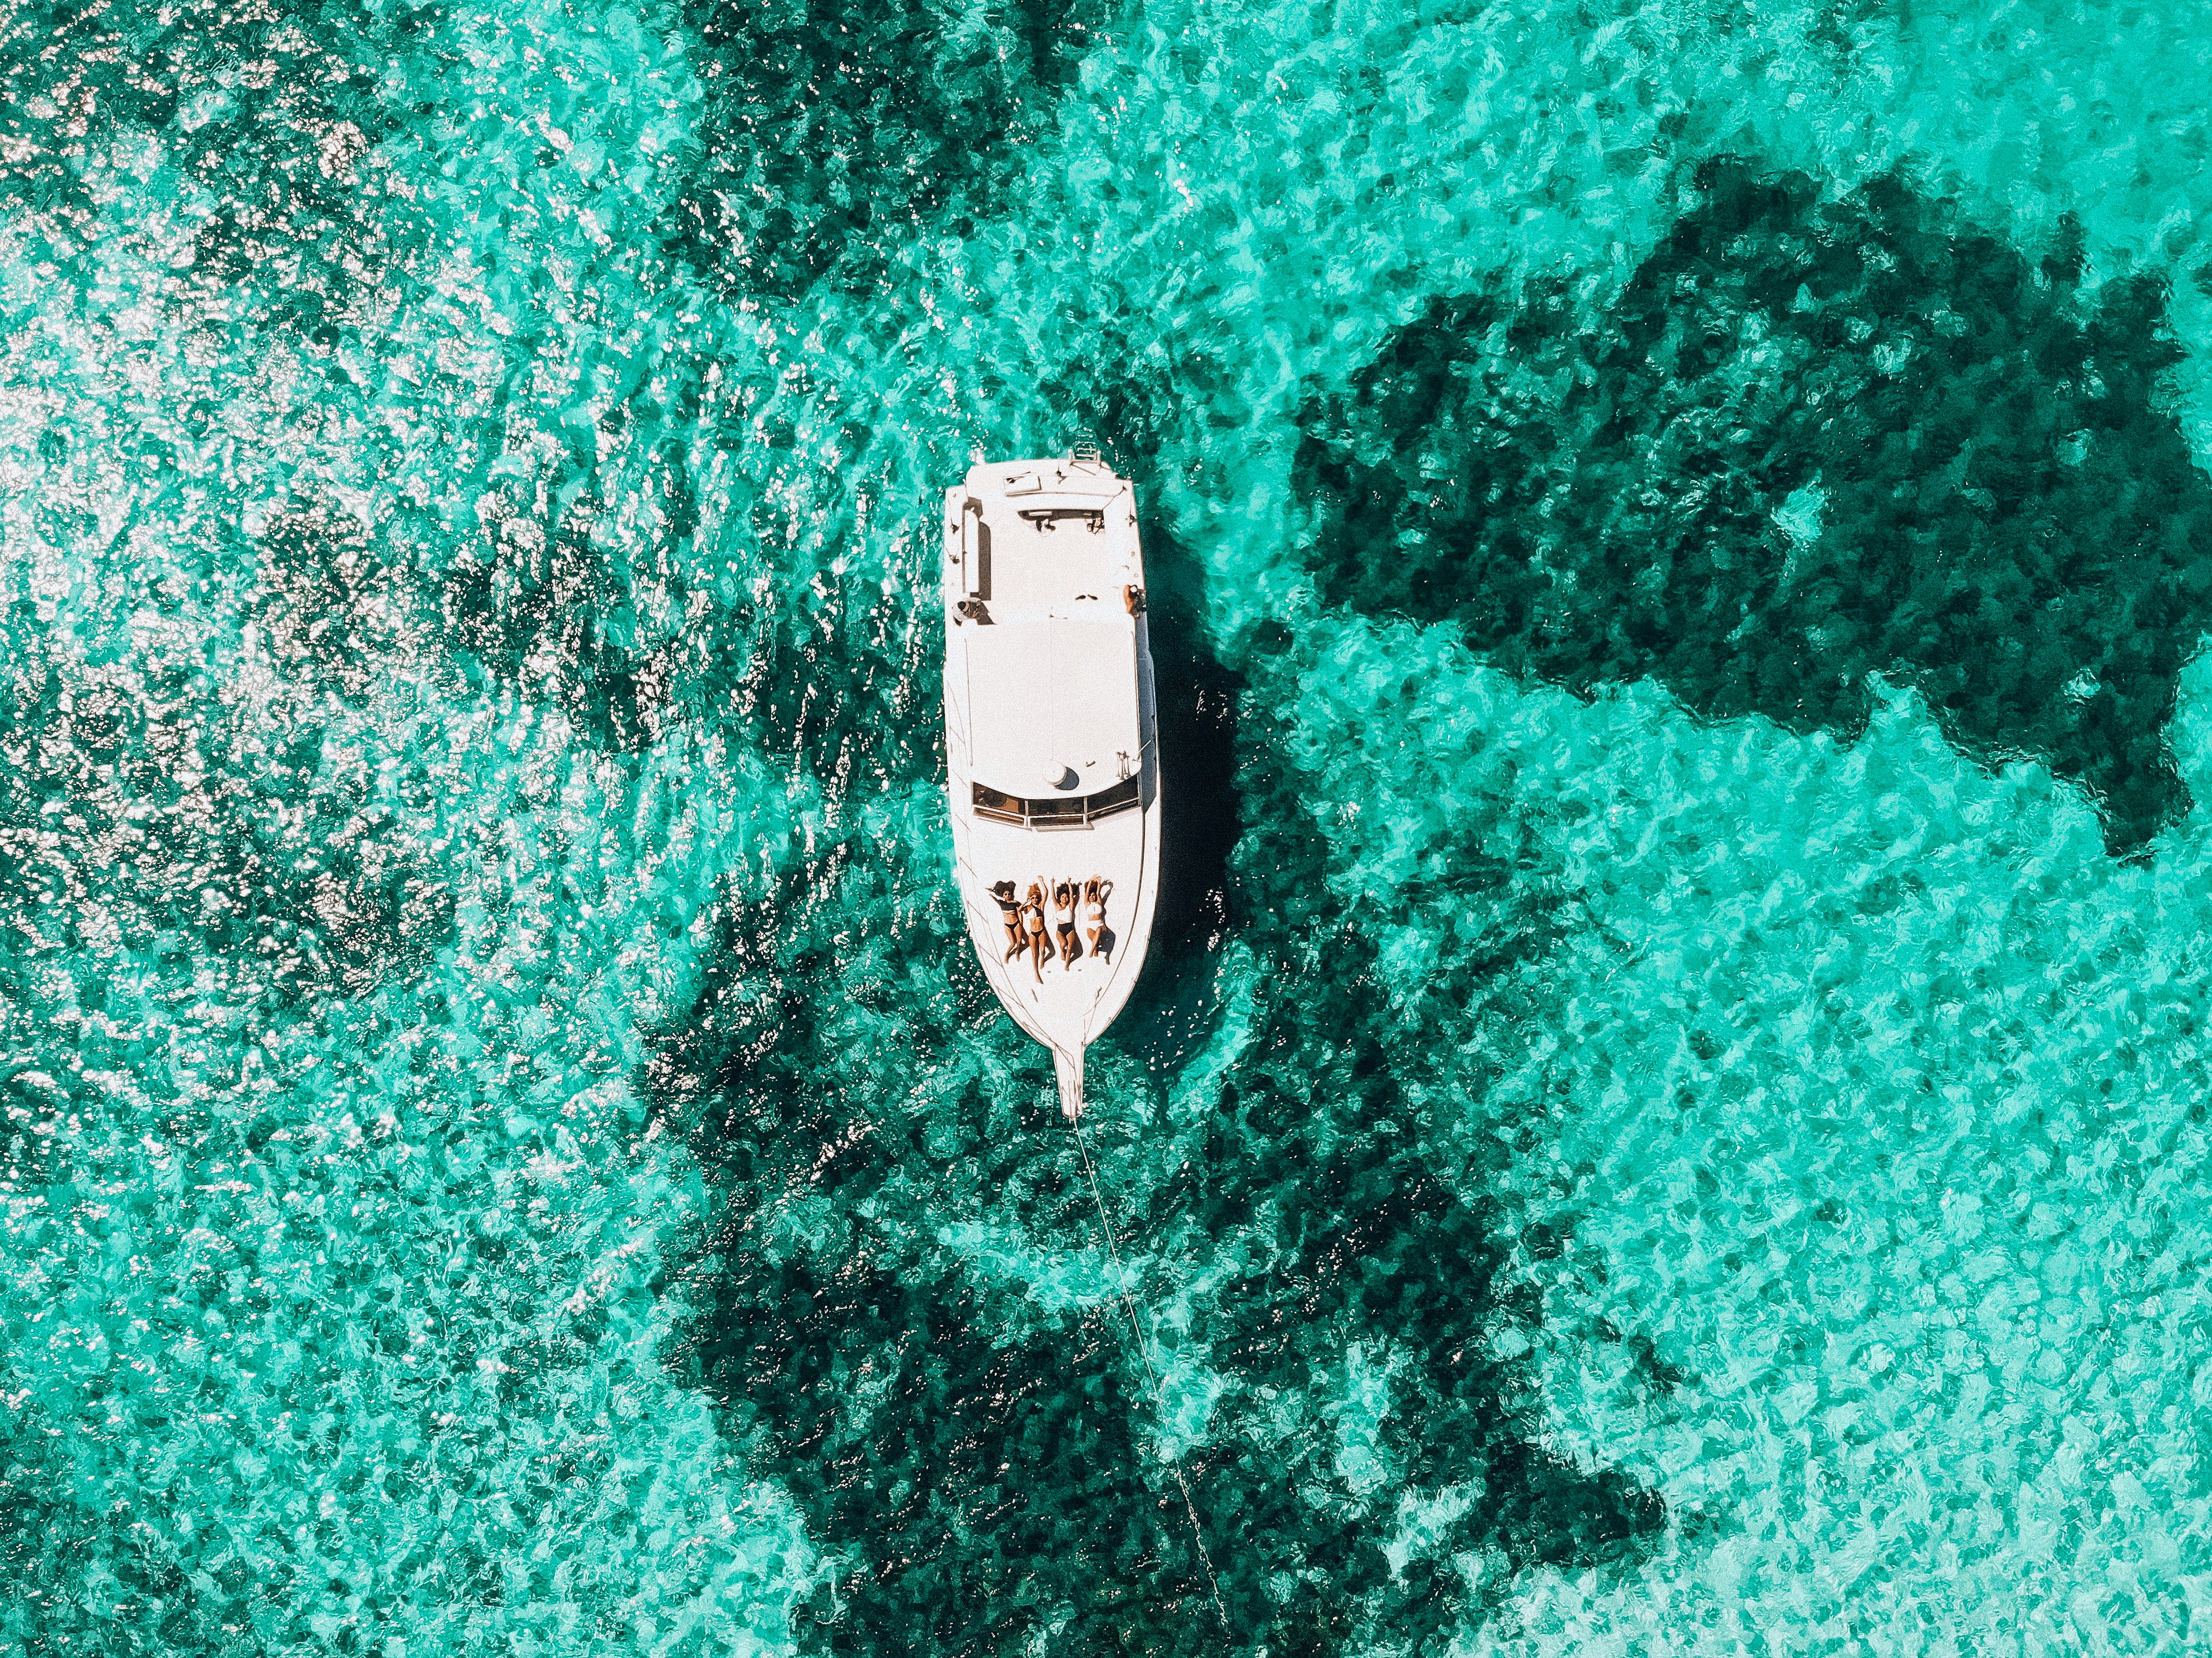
[1067, 1112, 1232, 1634]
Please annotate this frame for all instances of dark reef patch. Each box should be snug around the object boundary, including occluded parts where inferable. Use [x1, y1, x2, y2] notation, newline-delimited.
[649, 691, 1665, 1655]
[651, 856, 1230, 1655]
[0, 553, 454, 1009]
[427, 433, 940, 776]
[1182, 699, 1668, 1644]
[435, 494, 691, 757]
[0, 1406, 227, 1657]
[666, 0, 1100, 298]
[698, 541, 945, 794]
[1297, 160, 2212, 852]
[1, 0, 410, 336]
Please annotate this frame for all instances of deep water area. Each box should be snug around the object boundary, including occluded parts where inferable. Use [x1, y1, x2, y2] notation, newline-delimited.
[9, 0, 2212, 1653]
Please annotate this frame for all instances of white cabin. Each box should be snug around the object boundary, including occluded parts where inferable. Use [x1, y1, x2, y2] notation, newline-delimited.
[941, 454, 1161, 1117]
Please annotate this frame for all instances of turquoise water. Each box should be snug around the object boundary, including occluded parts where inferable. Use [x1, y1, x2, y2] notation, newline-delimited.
[10, 0, 2212, 1650]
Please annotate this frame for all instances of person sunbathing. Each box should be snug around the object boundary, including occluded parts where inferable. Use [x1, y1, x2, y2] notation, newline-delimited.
[1083, 877, 1114, 963]
[1022, 882, 1051, 983]
[989, 880, 1023, 963]
[1053, 881, 1082, 969]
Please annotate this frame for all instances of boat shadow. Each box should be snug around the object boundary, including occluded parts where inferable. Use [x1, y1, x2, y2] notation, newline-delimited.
[1112, 510, 1249, 1073]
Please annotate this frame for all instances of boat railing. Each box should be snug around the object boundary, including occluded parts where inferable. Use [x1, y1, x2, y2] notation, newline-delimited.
[972, 775, 1142, 829]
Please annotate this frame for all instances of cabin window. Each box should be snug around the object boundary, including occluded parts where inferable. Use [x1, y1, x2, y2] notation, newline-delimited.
[971, 774, 1141, 828]
[1017, 507, 1105, 534]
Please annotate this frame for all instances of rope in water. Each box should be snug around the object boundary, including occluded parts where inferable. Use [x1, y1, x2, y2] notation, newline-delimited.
[1067, 1110, 1232, 1634]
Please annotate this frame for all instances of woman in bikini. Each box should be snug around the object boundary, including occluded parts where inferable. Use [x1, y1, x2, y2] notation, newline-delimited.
[1022, 882, 1051, 983]
[989, 880, 1024, 963]
[1052, 881, 1082, 969]
[1082, 877, 1113, 963]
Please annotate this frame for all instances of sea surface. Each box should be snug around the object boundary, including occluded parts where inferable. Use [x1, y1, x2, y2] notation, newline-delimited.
[8, 0, 2212, 1652]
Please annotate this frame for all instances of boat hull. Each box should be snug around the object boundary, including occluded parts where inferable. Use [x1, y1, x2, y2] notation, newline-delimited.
[941, 455, 1161, 1116]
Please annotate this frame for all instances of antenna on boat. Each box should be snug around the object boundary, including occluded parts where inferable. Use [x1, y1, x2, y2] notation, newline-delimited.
[1065, 1104, 1232, 1634]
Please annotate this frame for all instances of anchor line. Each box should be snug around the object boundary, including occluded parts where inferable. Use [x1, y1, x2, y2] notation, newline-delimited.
[1067, 1112, 1232, 1634]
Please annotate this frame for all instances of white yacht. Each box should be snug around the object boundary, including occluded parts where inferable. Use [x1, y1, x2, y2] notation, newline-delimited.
[941, 452, 1161, 1118]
